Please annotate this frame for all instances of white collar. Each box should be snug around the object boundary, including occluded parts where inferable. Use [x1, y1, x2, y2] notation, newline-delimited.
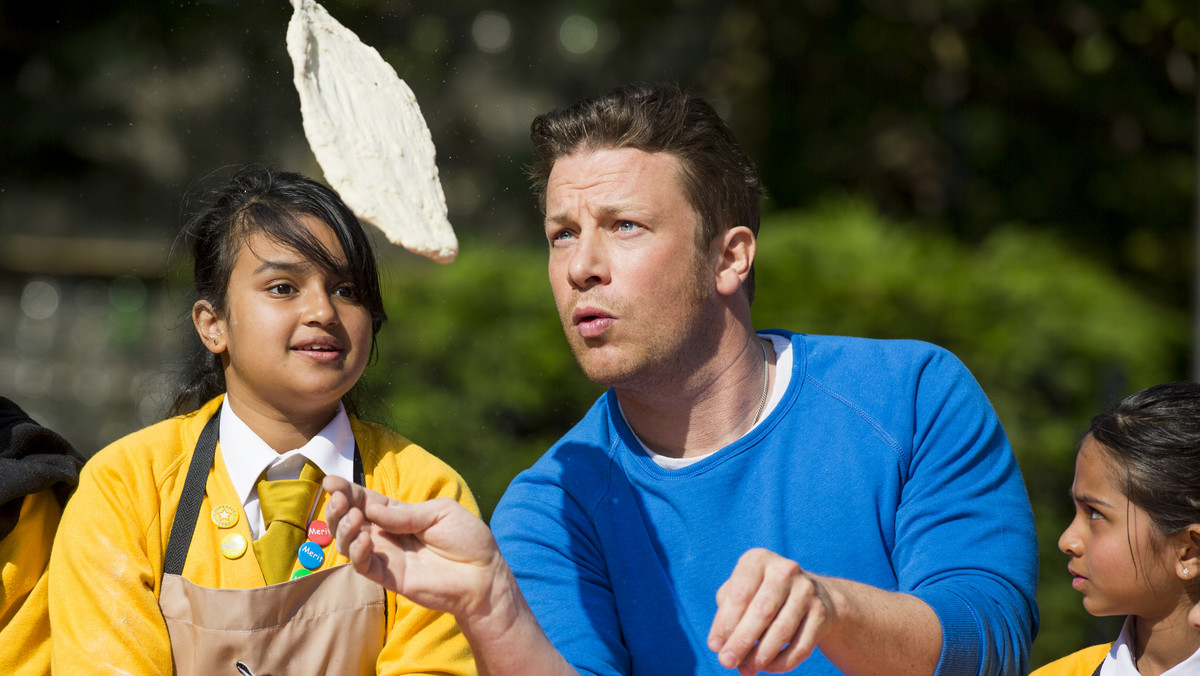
[1103, 616, 1200, 676]
[218, 397, 355, 537]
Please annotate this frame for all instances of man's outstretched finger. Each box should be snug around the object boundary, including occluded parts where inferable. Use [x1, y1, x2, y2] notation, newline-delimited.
[322, 475, 360, 532]
[361, 498, 464, 544]
[344, 528, 374, 571]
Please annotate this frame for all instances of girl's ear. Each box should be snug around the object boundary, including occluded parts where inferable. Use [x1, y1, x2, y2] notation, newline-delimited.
[1174, 524, 1200, 581]
[713, 226, 755, 298]
[192, 300, 227, 355]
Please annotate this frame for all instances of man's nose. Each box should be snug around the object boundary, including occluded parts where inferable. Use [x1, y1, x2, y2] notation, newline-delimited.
[566, 230, 610, 290]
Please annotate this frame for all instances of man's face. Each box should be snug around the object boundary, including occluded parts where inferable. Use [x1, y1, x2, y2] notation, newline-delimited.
[543, 147, 719, 390]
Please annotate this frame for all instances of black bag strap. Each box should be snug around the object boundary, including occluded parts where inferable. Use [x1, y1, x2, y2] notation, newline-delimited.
[161, 410, 366, 579]
[163, 412, 220, 577]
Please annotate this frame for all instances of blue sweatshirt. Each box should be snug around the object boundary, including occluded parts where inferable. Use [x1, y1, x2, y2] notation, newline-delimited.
[492, 331, 1038, 675]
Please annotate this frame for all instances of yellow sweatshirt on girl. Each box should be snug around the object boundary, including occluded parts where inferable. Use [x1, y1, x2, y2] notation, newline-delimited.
[49, 396, 479, 675]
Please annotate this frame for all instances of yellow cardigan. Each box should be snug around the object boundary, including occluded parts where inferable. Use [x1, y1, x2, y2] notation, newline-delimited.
[1031, 643, 1112, 676]
[49, 396, 479, 675]
[0, 491, 61, 676]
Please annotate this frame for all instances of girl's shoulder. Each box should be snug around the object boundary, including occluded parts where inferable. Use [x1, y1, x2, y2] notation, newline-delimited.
[346, 417, 421, 465]
[1030, 643, 1111, 676]
[83, 401, 221, 486]
[349, 417, 478, 516]
[64, 399, 223, 535]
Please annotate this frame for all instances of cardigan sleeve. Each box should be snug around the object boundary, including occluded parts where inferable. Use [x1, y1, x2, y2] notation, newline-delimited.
[49, 447, 176, 674]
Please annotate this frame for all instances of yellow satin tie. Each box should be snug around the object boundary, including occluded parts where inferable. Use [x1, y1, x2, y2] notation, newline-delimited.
[252, 461, 324, 584]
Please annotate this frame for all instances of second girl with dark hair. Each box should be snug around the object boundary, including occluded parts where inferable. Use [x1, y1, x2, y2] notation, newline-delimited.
[1034, 381, 1200, 676]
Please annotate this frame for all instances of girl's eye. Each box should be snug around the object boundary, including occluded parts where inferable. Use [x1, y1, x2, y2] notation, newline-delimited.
[334, 285, 358, 300]
[1088, 507, 1103, 520]
[268, 283, 296, 295]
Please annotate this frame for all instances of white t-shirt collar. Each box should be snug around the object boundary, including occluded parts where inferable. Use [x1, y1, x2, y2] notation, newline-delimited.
[636, 332, 792, 469]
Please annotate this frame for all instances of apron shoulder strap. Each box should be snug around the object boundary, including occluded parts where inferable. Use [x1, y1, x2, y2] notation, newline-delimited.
[161, 411, 366, 580]
[163, 412, 221, 578]
[353, 444, 364, 485]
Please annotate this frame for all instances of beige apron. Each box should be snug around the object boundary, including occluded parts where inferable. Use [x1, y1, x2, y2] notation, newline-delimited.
[158, 412, 385, 676]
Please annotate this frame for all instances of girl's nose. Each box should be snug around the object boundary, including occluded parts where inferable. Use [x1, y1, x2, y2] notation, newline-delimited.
[303, 290, 338, 325]
[1057, 519, 1082, 556]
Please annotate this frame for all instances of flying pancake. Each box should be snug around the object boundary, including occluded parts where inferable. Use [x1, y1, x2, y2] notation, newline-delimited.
[287, 0, 457, 263]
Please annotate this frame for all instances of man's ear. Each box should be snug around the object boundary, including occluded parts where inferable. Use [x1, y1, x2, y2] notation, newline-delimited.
[1174, 524, 1200, 581]
[713, 226, 755, 297]
[192, 300, 226, 354]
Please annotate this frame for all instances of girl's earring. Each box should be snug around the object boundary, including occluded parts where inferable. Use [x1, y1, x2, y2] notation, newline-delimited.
[1185, 567, 1191, 576]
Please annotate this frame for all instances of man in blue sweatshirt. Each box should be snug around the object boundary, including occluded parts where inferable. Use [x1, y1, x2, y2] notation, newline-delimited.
[324, 83, 1038, 676]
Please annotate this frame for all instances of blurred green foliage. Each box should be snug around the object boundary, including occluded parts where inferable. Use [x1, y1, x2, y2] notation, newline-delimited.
[1, 0, 1195, 669]
[362, 198, 1185, 667]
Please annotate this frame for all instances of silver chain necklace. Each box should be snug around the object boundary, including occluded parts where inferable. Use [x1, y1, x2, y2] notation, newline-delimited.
[751, 338, 770, 424]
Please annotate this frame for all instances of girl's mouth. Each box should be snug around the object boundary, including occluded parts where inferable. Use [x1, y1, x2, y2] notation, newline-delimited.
[1068, 568, 1087, 590]
[293, 341, 343, 361]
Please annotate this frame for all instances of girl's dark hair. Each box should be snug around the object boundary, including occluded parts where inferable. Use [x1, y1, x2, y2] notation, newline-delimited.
[168, 165, 387, 417]
[1088, 381, 1200, 536]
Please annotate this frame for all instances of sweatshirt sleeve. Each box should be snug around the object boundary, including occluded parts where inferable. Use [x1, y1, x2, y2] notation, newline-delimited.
[492, 470, 627, 676]
[898, 348, 1039, 676]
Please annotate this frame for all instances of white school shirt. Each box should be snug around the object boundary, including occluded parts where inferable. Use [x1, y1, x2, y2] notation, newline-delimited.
[640, 332, 793, 470]
[1100, 615, 1200, 676]
[218, 397, 356, 539]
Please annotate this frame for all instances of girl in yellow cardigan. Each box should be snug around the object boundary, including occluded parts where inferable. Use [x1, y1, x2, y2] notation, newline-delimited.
[0, 397, 83, 676]
[1034, 382, 1200, 676]
[49, 165, 478, 676]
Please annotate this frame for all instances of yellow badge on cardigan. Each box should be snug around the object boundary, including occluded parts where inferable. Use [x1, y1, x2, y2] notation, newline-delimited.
[211, 504, 239, 529]
[221, 533, 248, 559]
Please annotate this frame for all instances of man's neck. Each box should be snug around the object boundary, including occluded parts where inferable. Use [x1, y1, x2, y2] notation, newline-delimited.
[615, 330, 773, 459]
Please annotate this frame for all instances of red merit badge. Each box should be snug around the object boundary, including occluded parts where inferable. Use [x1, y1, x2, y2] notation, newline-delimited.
[307, 520, 332, 546]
